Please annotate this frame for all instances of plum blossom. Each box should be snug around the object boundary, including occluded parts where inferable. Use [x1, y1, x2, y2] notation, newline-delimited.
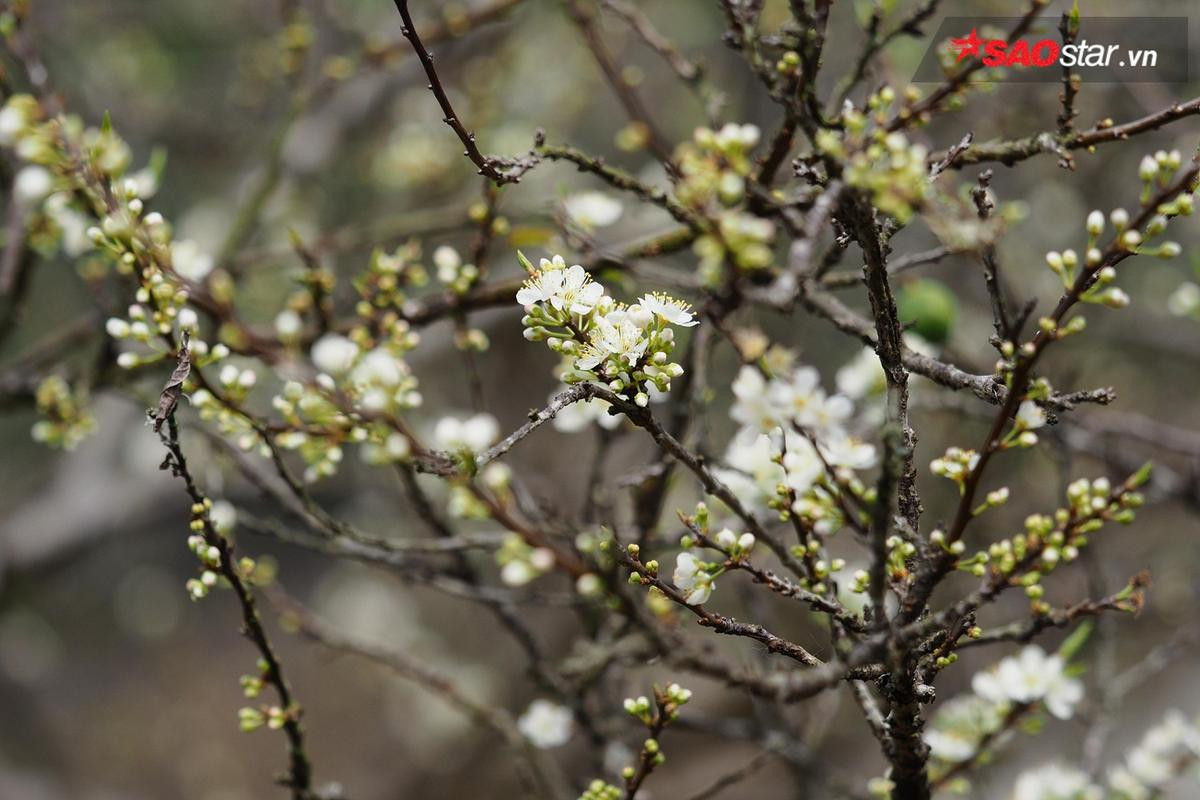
[1013, 763, 1100, 800]
[350, 348, 404, 388]
[274, 309, 303, 340]
[638, 292, 699, 327]
[517, 699, 573, 748]
[434, 413, 500, 453]
[550, 388, 623, 433]
[971, 645, 1083, 720]
[170, 239, 215, 282]
[673, 552, 714, 605]
[311, 334, 360, 376]
[730, 366, 783, 431]
[517, 260, 604, 315]
[835, 347, 886, 399]
[1107, 710, 1200, 797]
[576, 315, 650, 371]
[924, 695, 1005, 763]
[14, 165, 53, 207]
[563, 191, 623, 230]
[1016, 400, 1047, 431]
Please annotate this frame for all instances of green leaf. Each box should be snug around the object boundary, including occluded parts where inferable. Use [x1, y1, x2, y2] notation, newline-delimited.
[1057, 621, 1093, 662]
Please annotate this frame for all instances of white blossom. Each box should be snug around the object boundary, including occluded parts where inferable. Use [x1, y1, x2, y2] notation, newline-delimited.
[730, 366, 783, 432]
[517, 262, 603, 315]
[311, 334, 360, 376]
[924, 695, 1004, 762]
[1016, 400, 1047, 431]
[44, 194, 92, 256]
[14, 165, 53, 207]
[673, 552, 714, 605]
[550, 390, 622, 433]
[835, 347, 886, 399]
[563, 191, 623, 230]
[209, 500, 237, 535]
[501, 560, 536, 587]
[351, 348, 404, 388]
[0, 104, 28, 145]
[1013, 763, 1100, 800]
[170, 239, 215, 282]
[517, 699, 573, 748]
[576, 315, 649, 370]
[638, 292, 699, 327]
[274, 309, 302, 340]
[971, 645, 1083, 720]
[435, 413, 500, 453]
[1168, 281, 1200, 317]
[1107, 710, 1200, 796]
[432, 245, 461, 283]
[714, 431, 786, 511]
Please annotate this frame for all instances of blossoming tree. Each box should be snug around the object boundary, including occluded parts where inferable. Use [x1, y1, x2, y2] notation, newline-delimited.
[2, 0, 1200, 798]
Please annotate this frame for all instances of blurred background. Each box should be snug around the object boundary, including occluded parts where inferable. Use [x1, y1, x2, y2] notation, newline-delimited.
[0, 0, 1198, 797]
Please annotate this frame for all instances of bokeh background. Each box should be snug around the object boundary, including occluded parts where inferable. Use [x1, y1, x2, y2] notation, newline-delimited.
[1, 0, 1198, 798]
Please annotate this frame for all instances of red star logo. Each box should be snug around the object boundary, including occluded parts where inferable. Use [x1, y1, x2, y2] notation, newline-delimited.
[950, 28, 983, 62]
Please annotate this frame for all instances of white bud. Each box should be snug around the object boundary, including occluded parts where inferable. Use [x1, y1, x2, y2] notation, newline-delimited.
[1139, 154, 1159, 181]
[105, 318, 130, 338]
[1086, 210, 1104, 236]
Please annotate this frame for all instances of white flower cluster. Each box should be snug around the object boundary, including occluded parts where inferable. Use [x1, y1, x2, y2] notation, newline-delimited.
[433, 412, 499, 454]
[495, 532, 556, 587]
[563, 191, 623, 231]
[673, 124, 780, 281]
[518, 254, 696, 408]
[925, 646, 1084, 776]
[1012, 763, 1101, 800]
[972, 645, 1083, 720]
[714, 363, 877, 529]
[1107, 710, 1200, 798]
[1004, 709, 1200, 800]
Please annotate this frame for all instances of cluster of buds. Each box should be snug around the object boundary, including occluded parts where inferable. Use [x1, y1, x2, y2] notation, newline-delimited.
[495, 533, 556, 587]
[818, 117, 930, 223]
[187, 387, 261, 453]
[30, 375, 96, 450]
[711, 527, 756, 560]
[780, 482, 856, 537]
[238, 704, 292, 733]
[1139, 148, 1185, 200]
[671, 124, 780, 280]
[353, 241, 428, 321]
[432, 244, 480, 296]
[518, 254, 694, 406]
[1066, 475, 1142, 524]
[675, 123, 761, 208]
[108, 303, 227, 371]
[789, 538, 848, 595]
[239, 657, 271, 700]
[577, 780, 622, 800]
[694, 210, 776, 281]
[1079, 265, 1131, 309]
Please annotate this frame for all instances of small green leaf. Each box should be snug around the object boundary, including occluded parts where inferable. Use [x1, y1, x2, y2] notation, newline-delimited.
[1057, 621, 1093, 662]
[516, 250, 535, 274]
